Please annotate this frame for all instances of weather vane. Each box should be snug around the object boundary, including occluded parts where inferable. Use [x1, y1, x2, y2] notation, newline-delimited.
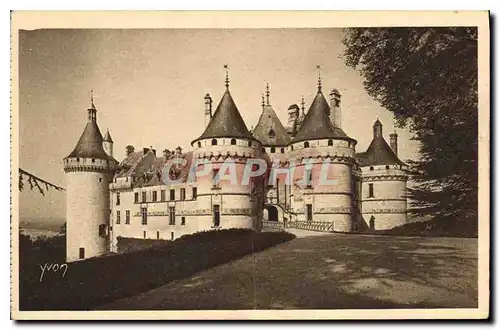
[224, 64, 229, 89]
[316, 65, 322, 92]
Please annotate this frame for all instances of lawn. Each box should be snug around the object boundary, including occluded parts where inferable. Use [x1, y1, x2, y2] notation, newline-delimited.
[101, 231, 478, 310]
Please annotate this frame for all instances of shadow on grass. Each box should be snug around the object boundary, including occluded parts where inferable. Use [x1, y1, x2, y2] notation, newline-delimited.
[101, 234, 478, 310]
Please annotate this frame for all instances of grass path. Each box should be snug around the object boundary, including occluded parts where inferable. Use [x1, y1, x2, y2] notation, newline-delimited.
[100, 233, 477, 310]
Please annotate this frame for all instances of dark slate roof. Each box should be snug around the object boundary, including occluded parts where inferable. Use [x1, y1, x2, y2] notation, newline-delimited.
[103, 129, 113, 143]
[356, 136, 404, 166]
[114, 149, 195, 187]
[252, 105, 291, 147]
[65, 121, 109, 160]
[193, 90, 253, 142]
[291, 91, 354, 143]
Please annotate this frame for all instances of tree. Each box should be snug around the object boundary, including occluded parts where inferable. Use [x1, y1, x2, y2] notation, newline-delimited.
[19, 168, 65, 195]
[342, 28, 478, 225]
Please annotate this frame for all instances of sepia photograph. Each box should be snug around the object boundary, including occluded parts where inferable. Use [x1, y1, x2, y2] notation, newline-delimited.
[10, 11, 489, 320]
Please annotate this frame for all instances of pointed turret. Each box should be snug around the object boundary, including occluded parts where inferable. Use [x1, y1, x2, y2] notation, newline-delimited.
[103, 129, 114, 157]
[357, 119, 404, 166]
[253, 84, 291, 147]
[291, 89, 354, 144]
[65, 92, 109, 160]
[103, 129, 113, 143]
[193, 66, 253, 143]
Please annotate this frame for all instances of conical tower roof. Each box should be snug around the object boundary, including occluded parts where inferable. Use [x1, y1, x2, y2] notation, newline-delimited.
[103, 129, 113, 143]
[357, 120, 404, 166]
[292, 91, 354, 143]
[253, 104, 291, 147]
[194, 89, 253, 142]
[65, 121, 109, 160]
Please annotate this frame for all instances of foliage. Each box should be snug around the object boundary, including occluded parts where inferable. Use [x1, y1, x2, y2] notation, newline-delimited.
[375, 217, 478, 238]
[342, 28, 478, 225]
[19, 229, 295, 311]
[18, 168, 65, 195]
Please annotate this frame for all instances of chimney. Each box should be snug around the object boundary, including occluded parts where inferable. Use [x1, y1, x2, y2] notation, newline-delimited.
[125, 145, 135, 156]
[329, 88, 341, 128]
[204, 93, 213, 128]
[390, 131, 398, 156]
[163, 149, 171, 160]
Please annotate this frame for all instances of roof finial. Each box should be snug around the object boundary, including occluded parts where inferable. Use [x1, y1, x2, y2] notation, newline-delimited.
[301, 95, 305, 113]
[265, 83, 270, 106]
[224, 64, 229, 89]
[316, 65, 322, 92]
[90, 88, 95, 109]
[261, 93, 265, 108]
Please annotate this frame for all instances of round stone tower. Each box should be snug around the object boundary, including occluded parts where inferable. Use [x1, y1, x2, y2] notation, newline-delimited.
[288, 79, 357, 232]
[63, 96, 118, 262]
[357, 119, 408, 230]
[191, 69, 263, 231]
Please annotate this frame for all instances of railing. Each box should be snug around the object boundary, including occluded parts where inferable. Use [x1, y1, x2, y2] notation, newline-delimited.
[287, 221, 335, 232]
[262, 220, 285, 232]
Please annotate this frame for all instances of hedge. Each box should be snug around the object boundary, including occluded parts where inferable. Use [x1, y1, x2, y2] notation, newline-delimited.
[19, 229, 295, 310]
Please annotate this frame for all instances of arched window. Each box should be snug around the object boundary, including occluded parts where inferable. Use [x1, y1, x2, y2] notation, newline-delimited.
[280, 148, 285, 154]
[370, 166, 374, 171]
[230, 138, 236, 145]
[304, 141, 310, 148]
[262, 147, 266, 153]
[328, 139, 333, 146]
[385, 165, 390, 170]
[197, 141, 201, 148]
[211, 139, 217, 146]
[270, 146, 276, 153]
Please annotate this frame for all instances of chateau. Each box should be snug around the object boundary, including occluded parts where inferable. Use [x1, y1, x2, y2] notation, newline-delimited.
[63, 71, 408, 262]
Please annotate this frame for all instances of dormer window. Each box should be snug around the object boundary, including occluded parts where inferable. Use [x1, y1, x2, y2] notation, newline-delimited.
[268, 128, 275, 138]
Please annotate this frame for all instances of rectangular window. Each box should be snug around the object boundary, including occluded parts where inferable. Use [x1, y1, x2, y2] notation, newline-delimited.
[116, 210, 121, 224]
[180, 188, 186, 201]
[170, 189, 175, 201]
[157, 231, 160, 240]
[192, 187, 197, 200]
[306, 204, 313, 222]
[153, 191, 157, 202]
[79, 248, 85, 259]
[116, 192, 120, 205]
[169, 206, 176, 225]
[141, 207, 148, 225]
[142, 191, 147, 203]
[213, 204, 220, 227]
[125, 210, 130, 224]
[161, 190, 166, 201]
[143, 231, 146, 239]
[134, 192, 139, 203]
[181, 216, 186, 225]
[212, 169, 220, 188]
[368, 183, 374, 198]
[306, 169, 313, 188]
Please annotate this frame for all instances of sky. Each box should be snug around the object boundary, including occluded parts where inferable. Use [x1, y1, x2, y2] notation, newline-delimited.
[19, 28, 420, 221]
